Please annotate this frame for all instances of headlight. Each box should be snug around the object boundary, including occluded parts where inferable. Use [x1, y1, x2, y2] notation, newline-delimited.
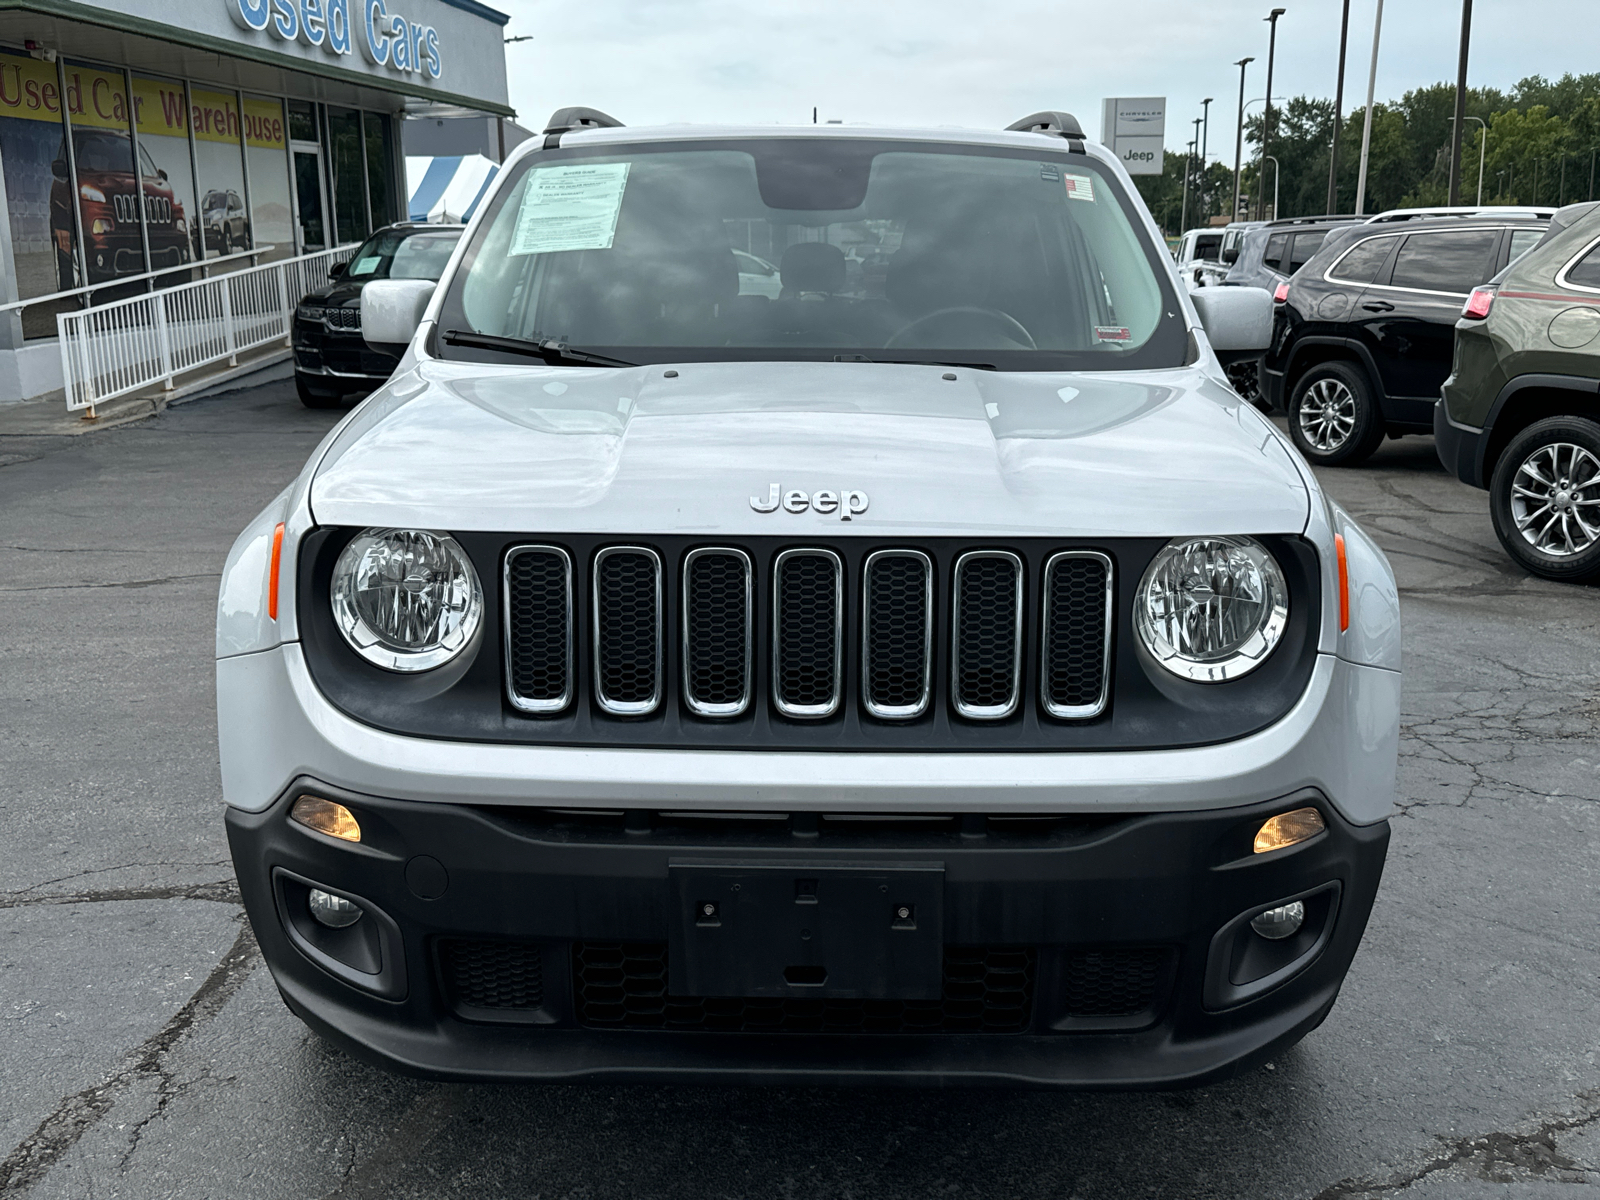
[1135, 536, 1288, 682]
[330, 529, 483, 672]
[79, 183, 106, 202]
[298, 304, 325, 322]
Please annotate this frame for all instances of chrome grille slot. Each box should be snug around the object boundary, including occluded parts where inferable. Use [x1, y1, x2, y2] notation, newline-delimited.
[682, 548, 753, 717]
[1041, 552, 1113, 719]
[952, 551, 1023, 719]
[862, 549, 932, 719]
[503, 545, 573, 714]
[772, 548, 843, 718]
[593, 546, 663, 716]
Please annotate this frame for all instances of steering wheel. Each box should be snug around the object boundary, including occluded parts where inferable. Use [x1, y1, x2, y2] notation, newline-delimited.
[884, 306, 1037, 351]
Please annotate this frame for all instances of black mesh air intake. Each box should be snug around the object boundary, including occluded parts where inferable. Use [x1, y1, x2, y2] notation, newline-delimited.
[683, 550, 751, 716]
[594, 548, 661, 714]
[773, 550, 841, 717]
[1042, 553, 1111, 718]
[573, 943, 1035, 1033]
[438, 939, 544, 1010]
[1060, 948, 1171, 1017]
[863, 551, 931, 718]
[505, 547, 572, 713]
[953, 553, 1022, 718]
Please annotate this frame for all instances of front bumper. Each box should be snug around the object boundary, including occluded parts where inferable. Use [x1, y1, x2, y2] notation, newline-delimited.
[229, 782, 1388, 1087]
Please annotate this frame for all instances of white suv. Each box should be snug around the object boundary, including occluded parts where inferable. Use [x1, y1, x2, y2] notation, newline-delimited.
[215, 108, 1400, 1087]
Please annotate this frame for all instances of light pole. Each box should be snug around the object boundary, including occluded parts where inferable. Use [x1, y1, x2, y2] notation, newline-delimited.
[1327, 0, 1352, 214]
[1452, 115, 1488, 205]
[1199, 98, 1213, 225]
[1232, 57, 1255, 222]
[1180, 137, 1196, 233]
[1258, 8, 1286, 221]
[1264, 155, 1280, 219]
[1354, 0, 1385, 216]
[1447, 0, 1474, 205]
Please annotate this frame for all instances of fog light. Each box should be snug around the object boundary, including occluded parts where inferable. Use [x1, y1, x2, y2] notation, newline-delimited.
[1250, 901, 1305, 940]
[290, 795, 361, 842]
[1254, 806, 1325, 853]
[308, 888, 363, 928]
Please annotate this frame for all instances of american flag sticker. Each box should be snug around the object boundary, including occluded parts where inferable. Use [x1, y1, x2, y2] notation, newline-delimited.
[1094, 325, 1133, 342]
[1064, 173, 1096, 202]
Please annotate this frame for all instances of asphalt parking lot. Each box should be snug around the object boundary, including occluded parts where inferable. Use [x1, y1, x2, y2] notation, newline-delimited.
[2, 377, 1598, 1200]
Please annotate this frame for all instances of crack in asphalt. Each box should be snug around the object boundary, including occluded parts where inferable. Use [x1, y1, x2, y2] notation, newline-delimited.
[0, 879, 241, 911]
[6, 860, 234, 897]
[1311, 1094, 1600, 1197]
[0, 573, 221, 593]
[319, 1088, 461, 1199]
[0, 922, 259, 1197]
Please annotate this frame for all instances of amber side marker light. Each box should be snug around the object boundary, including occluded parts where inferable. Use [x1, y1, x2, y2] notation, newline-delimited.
[290, 795, 362, 843]
[1334, 533, 1350, 632]
[267, 522, 285, 621]
[1254, 807, 1325, 854]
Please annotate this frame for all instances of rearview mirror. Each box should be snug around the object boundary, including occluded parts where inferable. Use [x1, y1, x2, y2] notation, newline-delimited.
[1191, 286, 1273, 358]
[361, 278, 436, 354]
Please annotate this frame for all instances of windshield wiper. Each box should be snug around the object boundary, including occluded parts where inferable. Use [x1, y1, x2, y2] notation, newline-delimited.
[832, 354, 998, 371]
[442, 330, 636, 368]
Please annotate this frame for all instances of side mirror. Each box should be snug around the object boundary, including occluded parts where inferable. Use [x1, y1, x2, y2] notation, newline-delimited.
[328, 261, 347, 280]
[1192, 286, 1274, 360]
[51, 158, 68, 181]
[157, 168, 168, 182]
[1221, 244, 1239, 265]
[361, 278, 436, 355]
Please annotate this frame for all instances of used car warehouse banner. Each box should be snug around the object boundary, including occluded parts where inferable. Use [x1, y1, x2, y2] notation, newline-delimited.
[0, 49, 293, 336]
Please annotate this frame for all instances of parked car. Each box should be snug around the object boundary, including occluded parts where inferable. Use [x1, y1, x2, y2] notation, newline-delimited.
[217, 108, 1398, 1089]
[292, 222, 464, 407]
[1197, 220, 1266, 288]
[1223, 216, 1362, 294]
[50, 130, 190, 288]
[1436, 201, 1600, 581]
[1262, 212, 1549, 465]
[733, 248, 781, 298]
[201, 189, 251, 257]
[1173, 227, 1223, 288]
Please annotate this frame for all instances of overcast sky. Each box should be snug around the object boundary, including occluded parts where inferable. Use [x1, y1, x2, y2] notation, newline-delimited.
[497, 0, 1592, 169]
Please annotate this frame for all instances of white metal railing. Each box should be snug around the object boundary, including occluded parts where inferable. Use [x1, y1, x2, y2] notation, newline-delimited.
[56, 244, 357, 414]
[0, 244, 282, 318]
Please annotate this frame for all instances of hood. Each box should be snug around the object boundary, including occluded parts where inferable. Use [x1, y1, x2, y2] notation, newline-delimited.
[309, 359, 1309, 538]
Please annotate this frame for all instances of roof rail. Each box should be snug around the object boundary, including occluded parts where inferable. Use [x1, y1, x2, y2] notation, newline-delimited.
[543, 107, 624, 135]
[1265, 214, 1361, 227]
[1005, 111, 1086, 140]
[1365, 205, 1555, 223]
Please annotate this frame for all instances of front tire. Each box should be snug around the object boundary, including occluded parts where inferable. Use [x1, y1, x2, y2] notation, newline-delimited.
[1287, 361, 1385, 467]
[1490, 416, 1600, 583]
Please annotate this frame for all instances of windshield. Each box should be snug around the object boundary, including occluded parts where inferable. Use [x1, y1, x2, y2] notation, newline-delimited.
[347, 229, 463, 282]
[435, 139, 1185, 371]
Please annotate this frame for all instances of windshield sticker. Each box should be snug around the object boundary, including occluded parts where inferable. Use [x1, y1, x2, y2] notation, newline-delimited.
[1094, 325, 1132, 343]
[1064, 173, 1096, 202]
[510, 162, 632, 256]
[1039, 163, 1061, 182]
[352, 255, 380, 274]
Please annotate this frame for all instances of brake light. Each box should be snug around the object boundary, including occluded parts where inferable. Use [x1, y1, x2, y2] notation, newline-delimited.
[1462, 288, 1494, 319]
[1273, 282, 1290, 303]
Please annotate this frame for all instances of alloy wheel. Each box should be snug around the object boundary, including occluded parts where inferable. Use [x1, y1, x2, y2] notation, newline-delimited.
[1510, 442, 1600, 557]
[1297, 378, 1357, 452]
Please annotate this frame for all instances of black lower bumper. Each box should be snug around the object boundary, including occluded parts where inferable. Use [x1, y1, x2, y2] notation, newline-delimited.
[1434, 398, 1486, 487]
[226, 781, 1389, 1088]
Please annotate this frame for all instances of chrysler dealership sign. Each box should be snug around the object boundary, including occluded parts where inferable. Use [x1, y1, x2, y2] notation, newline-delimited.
[227, 0, 442, 78]
[1100, 98, 1166, 176]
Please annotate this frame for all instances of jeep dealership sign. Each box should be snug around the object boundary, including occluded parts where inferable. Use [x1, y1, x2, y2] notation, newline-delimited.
[1100, 98, 1166, 176]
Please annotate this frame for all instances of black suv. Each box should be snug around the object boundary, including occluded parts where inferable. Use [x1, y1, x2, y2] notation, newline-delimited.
[1222, 215, 1362, 293]
[1262, 213, 1549, 465]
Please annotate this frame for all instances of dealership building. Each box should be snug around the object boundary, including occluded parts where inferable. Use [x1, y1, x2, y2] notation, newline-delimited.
[0, 0, 517, 401]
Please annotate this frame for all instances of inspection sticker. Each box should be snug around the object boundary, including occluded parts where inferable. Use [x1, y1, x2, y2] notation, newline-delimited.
[510, 162, 632, 255]
[1063, 173, 1096, 202]
[1094, 325, 1132, 343]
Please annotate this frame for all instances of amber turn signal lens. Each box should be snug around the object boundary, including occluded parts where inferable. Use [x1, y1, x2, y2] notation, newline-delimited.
[1254, 806, 1325, 854]
[290, 795, 361, 842]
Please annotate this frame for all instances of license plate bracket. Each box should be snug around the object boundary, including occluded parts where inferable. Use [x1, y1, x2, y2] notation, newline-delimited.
[667, 859, 945, 999]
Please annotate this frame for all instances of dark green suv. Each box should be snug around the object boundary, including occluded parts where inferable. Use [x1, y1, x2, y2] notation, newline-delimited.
[1437, 201, 1600, 581]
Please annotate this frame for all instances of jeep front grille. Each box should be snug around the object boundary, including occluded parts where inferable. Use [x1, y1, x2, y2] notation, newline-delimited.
[501, 540, 1115, 728]
[682, 548, 752, 717]
[772, 548, 843, 718]
[593, 546, 663, 715]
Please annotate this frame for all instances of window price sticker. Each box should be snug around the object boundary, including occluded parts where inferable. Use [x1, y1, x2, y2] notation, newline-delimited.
[510, 162, 632, 255]
[1063, 173, 1096, 202]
